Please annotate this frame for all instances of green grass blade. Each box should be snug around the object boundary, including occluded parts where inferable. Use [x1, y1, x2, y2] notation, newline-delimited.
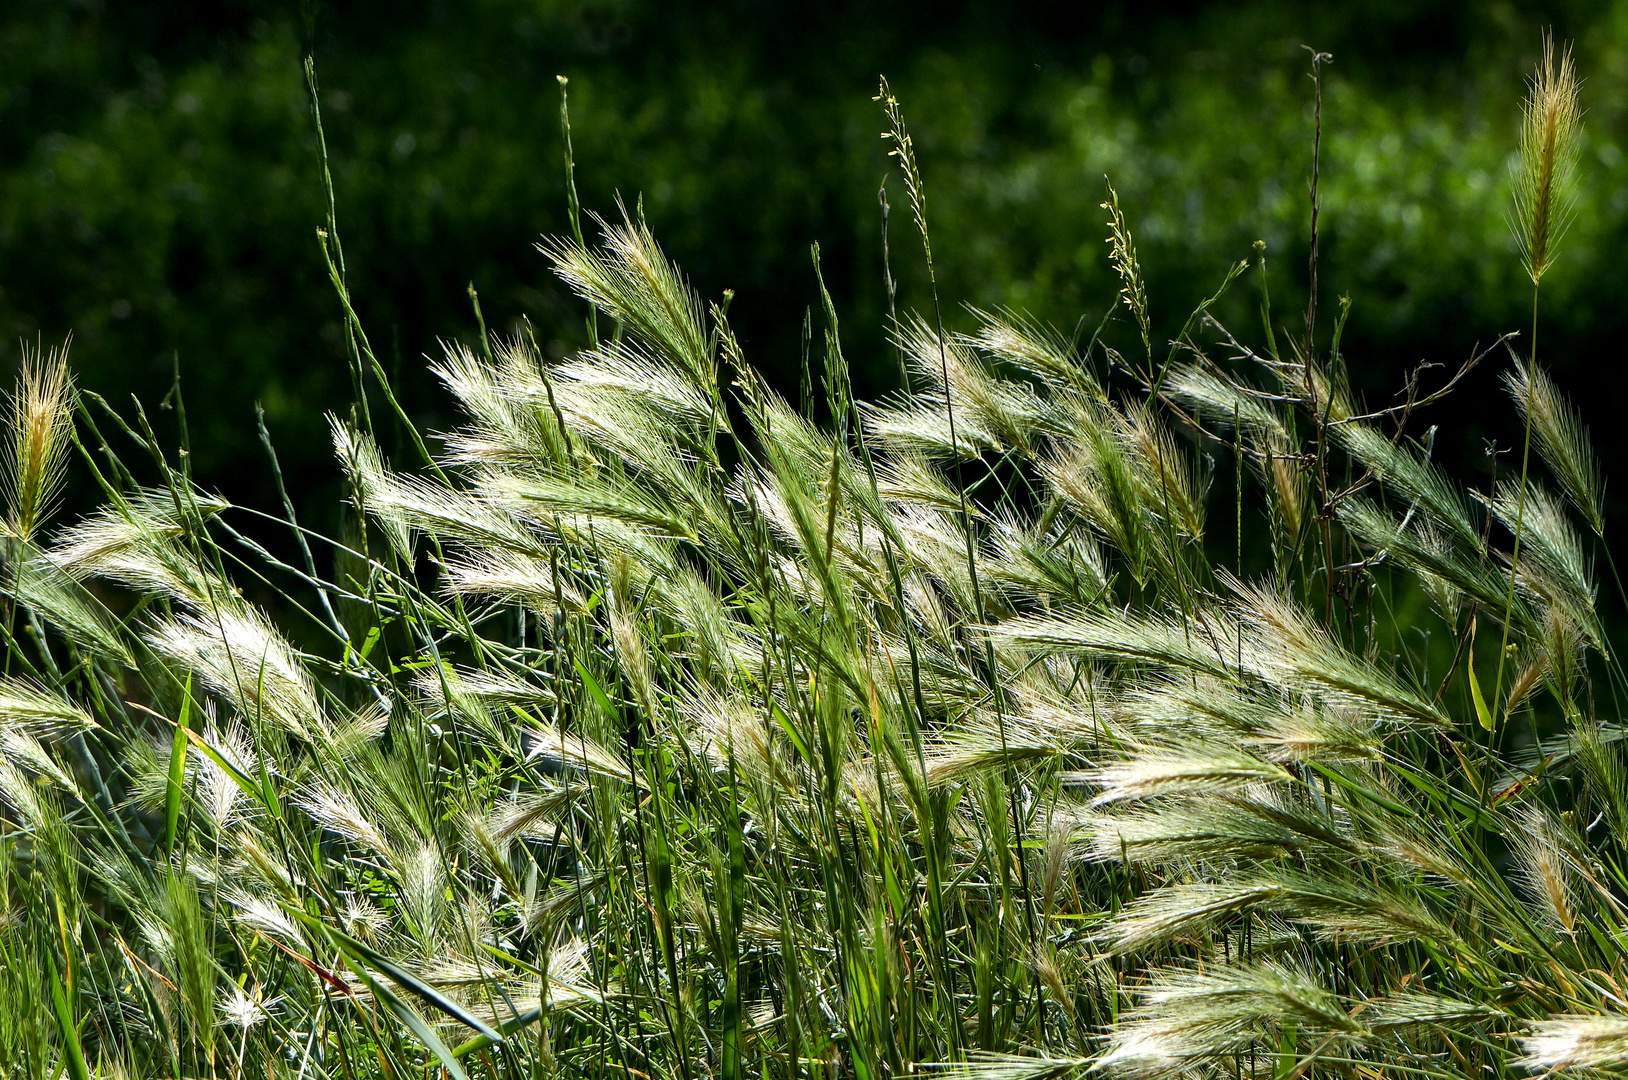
[452, 1006, 544, 1058]
[164, 672, 192, 857]
[343, 954, 472, 1080]
[46, 949, 91, 1080]
[290, 908, 503, 1042]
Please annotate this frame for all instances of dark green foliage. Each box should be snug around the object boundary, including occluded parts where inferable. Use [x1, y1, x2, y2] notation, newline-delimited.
[6, 2, 1628, 511]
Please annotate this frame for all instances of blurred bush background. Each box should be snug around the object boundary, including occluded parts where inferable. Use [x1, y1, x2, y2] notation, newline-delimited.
[3, 0, 1625, 526]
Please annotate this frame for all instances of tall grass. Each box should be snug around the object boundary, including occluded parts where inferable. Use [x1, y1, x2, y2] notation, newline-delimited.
[0, 36, 1624, 1080]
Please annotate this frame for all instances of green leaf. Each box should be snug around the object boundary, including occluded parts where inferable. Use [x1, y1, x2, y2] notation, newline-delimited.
[452, 1006, 544, 1058]
[573, 658, 619, 721]
[768, 701, 811, 764]
[358, 623, 383, 659]
[165, 673, 192, 857]
[289, 908, 502, 1043]
[1467, 643, 1494, 732]
[47, 948, 91, 1080]
[178, 724, 278, 819]
[341, 953, 472, 1080]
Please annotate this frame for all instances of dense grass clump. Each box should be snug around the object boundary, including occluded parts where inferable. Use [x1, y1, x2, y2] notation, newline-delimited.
[3, 41, 1627, 1080]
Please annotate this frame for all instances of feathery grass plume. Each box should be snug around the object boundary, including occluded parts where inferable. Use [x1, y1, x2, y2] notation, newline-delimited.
[332, 418, 543, 553]
[0, 677, 98, 739]
[146, 604, 325, 740]
[553, 337, 714, 435]
[439, 546, 584, 610]
[414, 663, 556, 716]
[221, 886, 303, 946]
[991, 607, 1233, 681]
[432, 338, 567, 466]
[1255, 710, 1385, 766]
[147, 719, 255, 833]
[220, 984, 273, 1033]
[1073, 790, 1355, 863]
[969, 307, 1103, 400]
[1501, 33, 1586, 718]
[1504, 358, 1604, 534]
[1336, 421, 1479, 550]
[1519, 1014, 1628, 1071]
[541, 204, 713, 392]
[1164, 363, 1305, 536]
[1083, 745, 1292, 805]
[872, 450, 968, 513]
[483, 788, 576, 846]
[862, 394, 1003, 460]
[1229, 578, 1450, 724]
[2, 729, 80, 795]
[892, 315, 1050, 452]
[1099, 960, 1363, 1077]
[1539, 568, 1592, 709]
[983, 511, 1110, 608]
[1511, 31, 1582, 286]
[1338, 496, 1525, 630]
[1040, 403, 1151, 577]
[1164, 363, 1289, 445]
[164, 873, 218, 1064]
[522, 721, 638, 784]
[1483, 479, 1603, 648]
[1507, 803, 1584, 935]
[45, 487, 229, 604]
[1570, 722, 1628, 846]
[295, 778, 394, 857]
[1123, 401, 1204, 539]
[1102, 870, 1455, 955]
[683, 687, 789, 791]
[1362, 993, 1497, 1031]
[0, 752, 62, 834]
[1114, 674, 1267, 743]
[330, 415, 412, 557]
[922, 690, 1107, 787]
[3, 338, 73, 542]
[1099, 879, 1288, 954]
[9, 551, 136, 666]
[483, 451, 718, 544]
[1101, 181, 1150, 356]
[0, 926, 52, 1073]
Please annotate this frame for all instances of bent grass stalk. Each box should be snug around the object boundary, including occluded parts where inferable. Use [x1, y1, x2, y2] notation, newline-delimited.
[1496, 31, 1581, 715]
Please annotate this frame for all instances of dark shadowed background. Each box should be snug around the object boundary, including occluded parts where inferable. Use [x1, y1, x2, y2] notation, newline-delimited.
[4, 1, 1626, 538]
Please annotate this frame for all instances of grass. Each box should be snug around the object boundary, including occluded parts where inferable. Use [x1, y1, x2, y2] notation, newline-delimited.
[0, 36, 1625, 1080]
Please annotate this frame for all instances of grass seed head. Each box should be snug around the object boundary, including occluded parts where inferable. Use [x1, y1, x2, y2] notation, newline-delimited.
[3, 338, 73, 543]
[1512, 31, 1582, 285]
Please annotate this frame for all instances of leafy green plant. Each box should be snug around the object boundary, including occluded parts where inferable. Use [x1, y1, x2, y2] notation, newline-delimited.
[0, 35, 1624, 1080]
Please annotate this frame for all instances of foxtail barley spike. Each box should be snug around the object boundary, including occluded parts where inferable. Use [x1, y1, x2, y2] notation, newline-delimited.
[1512, 31, 1581, 286]
[4, 338, 74, 542]
[1504, 358, 1604, 535]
